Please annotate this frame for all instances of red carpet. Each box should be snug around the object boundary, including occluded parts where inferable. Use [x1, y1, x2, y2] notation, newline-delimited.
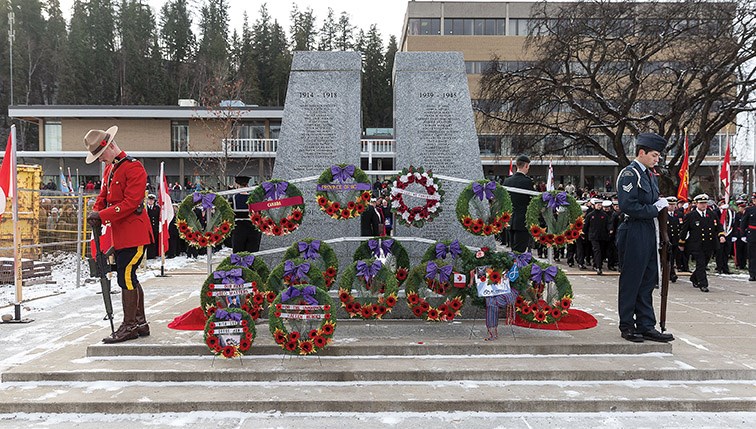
[167, 307, 207, 331]
[514, 308, 598, 330]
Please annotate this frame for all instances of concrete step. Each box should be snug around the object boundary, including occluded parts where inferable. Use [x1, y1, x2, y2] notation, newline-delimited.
[0, 379, 753, 413]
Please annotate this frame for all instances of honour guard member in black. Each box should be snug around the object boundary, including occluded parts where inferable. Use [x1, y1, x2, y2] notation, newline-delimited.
[231, 176, 262, 253]
[679, 194, 725, 292]
[145, 194, 160, 259]
[616, 133, 674, 343]
[716, 201, 735, 275]
[733, 199, 748, 270]
[502, 154, 535, 252]
[740, 193, 756, 281]
[585, 200, 612, 275]
[665, 196, 682, 283]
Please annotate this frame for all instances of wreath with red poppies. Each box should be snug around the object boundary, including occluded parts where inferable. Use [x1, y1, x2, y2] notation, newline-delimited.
[315, 164, 372, 220]
[456, 180, 512, 236]
[525, 190, 583, 247]
[337, 258, 399, 319]
[217, 252, 271, 284]
[514, 261, 573, 324]
[390, 166, 444, 228]
[282, 239, 339, 289]
[352, 237, 411, 286]
[404, 259, 466, 321]
[176, 191, 235, 248]
[200, 266, 271, 321]
[247, 179, 305, 236]
[204, 308, 255, 359]
[269, 284, 336, 355]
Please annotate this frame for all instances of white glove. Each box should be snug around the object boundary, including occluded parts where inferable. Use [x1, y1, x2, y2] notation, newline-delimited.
[653, 198, 668, 212]
[742, 237, 748, 242]
[732, 237, 737, 242]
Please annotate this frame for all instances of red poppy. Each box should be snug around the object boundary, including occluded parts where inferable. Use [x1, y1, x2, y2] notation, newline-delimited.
[197, 236, 209, 247]
[317, 196, 328, 207]
[462, 217, 473, 227]
[386, 295, 397, 307]
[220, 223, 231, 234]
[325, 267, 337, 278]
[530, 225, 543, 236]
[500, 213, 511, 223]
[449, 299, 462, 310]
[554, 235, 566, 246]
[427, 308, 440, 320]
[574, 217, 584, 229]
[360, 306, 373, 318]
[340, 209, 351, 218]
[248, 309, 260, 320]
[266, 291, 276, 302]
[361, 191, 372, 201]
[222, 346, 235, 358]
[291, 210, 303, 221]
[438, 304, 448, 313]
[313, 336, 327, 348]
[560, 297, 572, 309]
[534, 311, 547, 322]
[206, 336, 219, 348]
[325, 206, 336, 216]
[288, 331, 300, 341]
[346, 201, 356, 210]
[210, 233, 221, 243]
[550, 308, 562, 319]
[377, 305, 387, 315]
[285, 340, 298, 351]
[273, 331, 286, 344]
[396, 268, 408, 281]
[493, 220, 504, 231]
[546, 234, 555, 243]
[239, 339, 251, 351]
[339, 291, 350, 302]
[412, 306, 424, 317]
[420, 301, 430, 311]
[271, 225, 283, 236]
[356, 203, 366, 213]
[321, 323, 335, 335]
[482, 225, 494, 235]
[309, 329, 319, 339]
[521, 305, 532, 315]
[406, 293, 419, 305]
[471, 224, 482, 234]
[489, 271, 502, 284]
[178, 223, 188, 233]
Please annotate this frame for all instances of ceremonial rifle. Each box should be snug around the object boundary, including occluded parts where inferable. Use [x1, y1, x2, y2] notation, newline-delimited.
[93, 229, 116, 334]
[657, 207, 671, 332]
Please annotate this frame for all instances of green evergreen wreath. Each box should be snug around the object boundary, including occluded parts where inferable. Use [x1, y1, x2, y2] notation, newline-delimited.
[420, 240, 475, 273]
[525, 190, 584, 248]
[247, 179, 305, 236]
[404, 259, 467, 322]
[315, 164, 372, 220]
[217, 252, 271, 283]
[353, 237, 411, 286]
[204, 308, 255, 359]
[514, 261, 573, 324]
[390, 166, 444, 228]
[456, 180, 513, 236]
[282, 238, 339, 289]
[176, 191, 235, 248]
[269, 284, 336, 355]
[200, 266, 268, 321]
[267, 257, 326, 295]
[337, 258, 399, 319]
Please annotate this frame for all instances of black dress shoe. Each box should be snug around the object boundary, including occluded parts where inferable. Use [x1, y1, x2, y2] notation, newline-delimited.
[699, 286, 709, 292]
[621, 331, 644, 343]
[579, 264, 586, 270]
[750, 276, 756, 281]
[640, 329, 674, 342]
[568, 262, 574, 267]
[670, 275, 678, 283]
[597, 268, 603, 275]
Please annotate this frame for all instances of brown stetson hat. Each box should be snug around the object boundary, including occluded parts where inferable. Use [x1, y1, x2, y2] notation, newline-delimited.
[84, 125, 118, 164]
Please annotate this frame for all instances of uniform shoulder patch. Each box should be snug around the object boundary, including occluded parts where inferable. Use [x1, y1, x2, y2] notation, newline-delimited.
[620, 169, 636, 178]
[622, 183, 633, 192]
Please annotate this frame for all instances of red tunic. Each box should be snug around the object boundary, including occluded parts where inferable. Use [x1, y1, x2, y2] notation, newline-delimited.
[93, 151, 153, 250]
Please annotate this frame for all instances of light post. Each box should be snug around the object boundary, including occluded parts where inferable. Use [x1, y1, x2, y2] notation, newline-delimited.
[8, 5, 14, 106]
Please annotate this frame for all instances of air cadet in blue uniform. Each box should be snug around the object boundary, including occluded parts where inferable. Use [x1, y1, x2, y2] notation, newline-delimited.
[615, 133, 674, 343]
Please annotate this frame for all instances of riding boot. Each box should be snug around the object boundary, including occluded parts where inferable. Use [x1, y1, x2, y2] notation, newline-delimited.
[103, 289, 139, 343]
[134, 283, 150, 337]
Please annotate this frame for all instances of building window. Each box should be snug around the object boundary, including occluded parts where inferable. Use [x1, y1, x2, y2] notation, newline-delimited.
[510, 18, 533, 36]
[171, 121, 189, 151]
[234, 121, 265, 140]
[269, 122, 281, 139]
[44, 120, 62, 151]
[409, 18, 441, 35]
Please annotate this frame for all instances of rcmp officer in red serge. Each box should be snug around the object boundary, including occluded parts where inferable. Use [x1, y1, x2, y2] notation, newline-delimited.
[616, 133, 674, 343]
[84, 126, 153, 343]
[740, 193, 756, 281]
[679, 194, 725, 292]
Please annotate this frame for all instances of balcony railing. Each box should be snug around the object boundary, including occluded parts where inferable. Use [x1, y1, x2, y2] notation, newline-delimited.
[221, 138, 397, 156]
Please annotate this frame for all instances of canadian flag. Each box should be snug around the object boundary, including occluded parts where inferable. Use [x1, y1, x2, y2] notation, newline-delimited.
[0, 131, 16, 219]
[720, 136, 731, 205]
[158, 162, 174, 256]
[453, 272, 467, 289]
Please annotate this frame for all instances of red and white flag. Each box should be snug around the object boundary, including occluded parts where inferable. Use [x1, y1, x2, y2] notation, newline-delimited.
[546, 160, 555, 191]
[720, 136, 731, 205]
[508, 158, 513, 176]
[158, 162, 174, 256]
[0, 131, 16, 219]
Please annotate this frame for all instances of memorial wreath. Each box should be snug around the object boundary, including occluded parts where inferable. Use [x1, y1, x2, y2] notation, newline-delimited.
[269, 284, 336, 355]
[337, 258, 399, 319]
[176, 191, 234, 248]
[247, 179, 305, 237]
[217, 252, 271, 284]
[204, 308, 255, 359]
[462, 249, 529, 308]
[390, 166, 444, 227]
[525, 190, 584, 248]
[514, 261, 573, 324]
[353, 237, 411, 286]
[404, 259, 466, 322]
[456, 179, 512, 236]
[420, 239, 475, 273]
[200, 266, 269, 321]
[282, 239, 339, 289]
[267, 257, 326, 295]
[315, 164, 372, 220]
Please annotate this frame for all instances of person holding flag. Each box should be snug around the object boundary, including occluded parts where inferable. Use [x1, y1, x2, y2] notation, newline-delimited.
[158, 163, 175, 261]
[84, 126, 153, 343]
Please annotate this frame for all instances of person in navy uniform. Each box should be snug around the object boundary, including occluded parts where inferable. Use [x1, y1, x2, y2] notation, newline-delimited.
[733, 199, 748, 270]
[585, 200, 612, 275]
[615, 133, 674, 343]
[665, 196, 682, 283]
[230, 176, 261, 253]
[502, 154, 534, 252]
[679, 194, 725, 292]
[740, 193, 756, 281]
[145, 194, 160, 259]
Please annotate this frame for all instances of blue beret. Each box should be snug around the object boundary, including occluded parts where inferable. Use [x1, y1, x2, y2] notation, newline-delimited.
[636, 133, 666, 153]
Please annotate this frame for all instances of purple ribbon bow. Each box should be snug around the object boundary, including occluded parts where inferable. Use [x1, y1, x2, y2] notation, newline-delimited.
[530, 264, 557, 284]
[215, 309, 242, 322]
[261, 181, 288, 200]
[542, 191, 568, 211]
[472, 180, 497, 201]
[425, 261, 453, 283]
[367, 239, 394, 258]
[331, 165, 356, 183]
[230, 253, 255, 268]
[509, 251, 532, 268]
[214, 268, 244, 285]
[435, 240, 462, 259]
[283, 260, 310, 282]
[281, 285, 318, 305]
[297, 240, 321, 260]
[356, 260, 383, 282]
[193, 192, 215, 210]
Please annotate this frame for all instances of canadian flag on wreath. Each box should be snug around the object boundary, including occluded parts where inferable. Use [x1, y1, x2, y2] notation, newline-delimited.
[0, 131, 17, 220]
[453, 272, 467, 288]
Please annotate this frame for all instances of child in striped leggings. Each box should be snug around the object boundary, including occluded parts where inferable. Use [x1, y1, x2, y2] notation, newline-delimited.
[484, 290, 519, 341]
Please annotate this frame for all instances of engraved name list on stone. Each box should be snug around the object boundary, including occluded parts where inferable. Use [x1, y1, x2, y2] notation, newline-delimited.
[417, 99, 457, 171]
[300, 95, 338, 159]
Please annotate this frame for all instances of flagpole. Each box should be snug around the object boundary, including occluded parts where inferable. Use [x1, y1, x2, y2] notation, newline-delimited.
[10, 125, 30, 322]
[159, 162, 166, 277]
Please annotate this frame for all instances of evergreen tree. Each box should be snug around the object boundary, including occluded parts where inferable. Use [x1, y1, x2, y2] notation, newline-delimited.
[159, 0, 197, 101]
[41, 0, 68, 105]
[233, 14, 260, 104]
[289, 4, 316, 51]
[117, 0, 161, 104]
[251, 4, 290, 106]
[317, 7, 337, 51]
[269, 20, 292, 105]
[197, 0, 230, 98]
[334, 11, 355, 51]
[11, 0, 46, 105]
[361, 25, 390, 128]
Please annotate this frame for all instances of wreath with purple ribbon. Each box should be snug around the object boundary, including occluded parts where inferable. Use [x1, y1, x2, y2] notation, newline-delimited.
[315, 164, 372, 220]
[176, 191, 235, 248]
[525, 190, 583, 248]
[267, 257, 326, 295]
[200, 266, 269, 321]
[403, 259, 467, 322]
[282, 238, 339, 289]
[247, 179, 305, 236]
[269, 284, 336, 355]
[337, 258, 399, 319]
[420, 240, 474, 273]
[456, 180, 512, 236]
[352, 237, 411, 286]
[204, 307, 255, 358]
[513, 261, 573, 324]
